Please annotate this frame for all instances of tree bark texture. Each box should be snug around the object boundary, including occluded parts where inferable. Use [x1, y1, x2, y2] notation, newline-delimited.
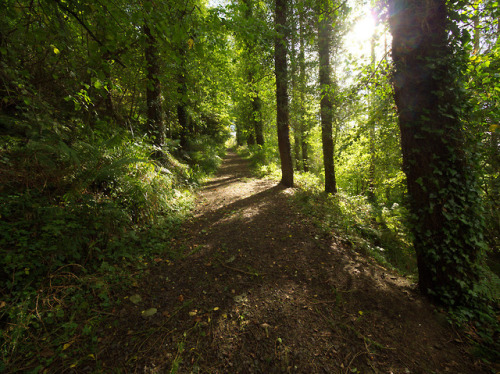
[389, 0, 483, 306]
[144, 23, 165, 147]
[244, 0, 264, 147]
[290, 7, 302, 171]
[299, 8, 309, 172]
[275, 0, 294, 187]
[318, 14, 337, 194]
[177, 50, 189, 150]
[252, 93, 265, 146]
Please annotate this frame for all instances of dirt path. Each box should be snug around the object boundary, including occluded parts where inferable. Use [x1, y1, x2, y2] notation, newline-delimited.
[100, 151, 487, 373]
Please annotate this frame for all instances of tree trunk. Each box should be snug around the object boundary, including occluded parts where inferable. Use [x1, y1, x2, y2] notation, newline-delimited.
[389, 0, 484, 307]
[177, 50, 189, 150]
[318, 12, 336, 194]
[275, 0, 294, 187]
[252, 93, 265, 146]
[473, 13, 480, 53]
[144, 23, 165, 147]
[247, 130, 256, 145]
[290, 6, 302, 171]
[368, 24, 377, 202]
[299, 8, 309, 172]
[243, 0, 263, 147]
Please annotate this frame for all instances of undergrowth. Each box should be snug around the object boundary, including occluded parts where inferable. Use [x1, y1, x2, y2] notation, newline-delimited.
[292, 172, 417, 277]
[238, 145, 416, 276]
[240, 145, 499, 366]
[0, 129, 225, 372]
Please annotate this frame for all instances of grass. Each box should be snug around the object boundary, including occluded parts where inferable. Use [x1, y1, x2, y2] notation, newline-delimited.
[292, 172, 417, 277]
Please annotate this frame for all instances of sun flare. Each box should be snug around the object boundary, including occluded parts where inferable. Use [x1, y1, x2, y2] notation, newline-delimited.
[350, 11, 377, 47]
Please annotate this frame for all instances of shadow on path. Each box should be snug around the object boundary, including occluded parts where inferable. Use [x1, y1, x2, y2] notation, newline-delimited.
[99, 151, 487, 374]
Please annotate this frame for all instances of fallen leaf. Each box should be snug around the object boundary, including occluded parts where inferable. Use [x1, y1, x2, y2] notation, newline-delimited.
[178, 294, 184, 302]
[189, 310, 198, 316]
[129, 294, 142, 304]
[141, 308, 157, 318]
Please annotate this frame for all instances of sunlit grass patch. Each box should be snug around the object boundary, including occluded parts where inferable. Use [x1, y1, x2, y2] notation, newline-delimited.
[292, 171, 416, 276]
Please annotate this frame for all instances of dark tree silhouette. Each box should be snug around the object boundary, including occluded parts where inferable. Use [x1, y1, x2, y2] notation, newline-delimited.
[274, 0, 294, 187]
[389, 0, 484, 306]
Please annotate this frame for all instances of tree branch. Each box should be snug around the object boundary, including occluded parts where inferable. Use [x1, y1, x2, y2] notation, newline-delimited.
[52, 0, 126, 68]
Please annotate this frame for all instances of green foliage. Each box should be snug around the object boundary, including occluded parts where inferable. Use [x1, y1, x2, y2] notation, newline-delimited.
[240, 143, 280, 177]
[0, 127, 218, 371]
[185, 135, 228, 183]
[293, 172, 416, 276]
[0, 0, 498, 369]
[0, 0, 230, 371]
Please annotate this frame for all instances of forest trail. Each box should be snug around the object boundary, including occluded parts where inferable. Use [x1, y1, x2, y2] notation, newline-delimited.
[99, 151, 487, 373]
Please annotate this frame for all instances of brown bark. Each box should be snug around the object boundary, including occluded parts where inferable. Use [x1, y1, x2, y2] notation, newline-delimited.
[318, 13, 336, 194]
[290, 6, 301, 170]
[252, 94, 264, 146]
[275, 0, 294, 187]
[299, 8, 309, 172]
[144, 23, 165, 147]
[368, 25, 377, 202]
[177, 50, 189, 150]
[243, 0, 263, 147]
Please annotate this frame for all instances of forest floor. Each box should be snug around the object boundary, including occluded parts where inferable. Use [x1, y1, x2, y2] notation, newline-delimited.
[98, 151, 491, 373]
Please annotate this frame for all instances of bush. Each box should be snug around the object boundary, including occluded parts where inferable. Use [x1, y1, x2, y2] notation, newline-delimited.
[0, 126, 205, 371]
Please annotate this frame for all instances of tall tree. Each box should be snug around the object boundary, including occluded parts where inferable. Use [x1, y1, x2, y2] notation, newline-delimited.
[177, 47, 189, 149]
[298, 3, 310, 172]
[389, 0, 485, 307]
[275, 0, 294, 187]
[290, 2, 302, 169]
[144, 21, 165, 147]
[318, 2, 337, 194]
[251, 90, 265, 146]
[242, 0, 265, 147]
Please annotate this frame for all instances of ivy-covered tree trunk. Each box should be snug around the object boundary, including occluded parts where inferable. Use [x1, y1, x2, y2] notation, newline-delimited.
[389, 0, 485, 307]
[275, 0, 294, 187]
[318, 9, 337, 194]
[144, 23, 165, 147]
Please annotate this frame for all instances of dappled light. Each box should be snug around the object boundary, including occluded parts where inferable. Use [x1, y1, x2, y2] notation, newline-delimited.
[1, 0, 498, 371]
[94, 152, 487, 372]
